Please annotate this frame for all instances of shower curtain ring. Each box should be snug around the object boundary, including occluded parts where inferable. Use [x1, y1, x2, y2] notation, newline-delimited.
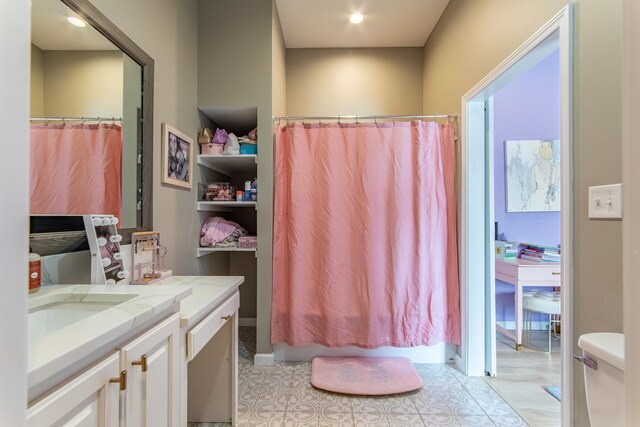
[338, 115, 341, 124]
[356, 115, 359, 124]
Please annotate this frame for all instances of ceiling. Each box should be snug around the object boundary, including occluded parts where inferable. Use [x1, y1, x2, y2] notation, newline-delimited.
[32, 0, 450, 51]
[275, 0, 450, 48]
[31, 0, 116, 50]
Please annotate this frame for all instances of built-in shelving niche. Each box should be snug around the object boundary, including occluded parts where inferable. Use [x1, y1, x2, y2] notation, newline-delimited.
[196, 106, 258, 323]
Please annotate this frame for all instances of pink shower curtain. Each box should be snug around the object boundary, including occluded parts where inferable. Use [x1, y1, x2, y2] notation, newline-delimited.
[272, 120, 460, 348]
[30, 123, 122, 221]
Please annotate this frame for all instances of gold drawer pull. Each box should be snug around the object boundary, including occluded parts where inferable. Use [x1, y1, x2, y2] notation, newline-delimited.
[221, 315, 231, 321]
[552, 272, 561, 275]
[110, 370, 127, 391]
[132, 354, 148, 372]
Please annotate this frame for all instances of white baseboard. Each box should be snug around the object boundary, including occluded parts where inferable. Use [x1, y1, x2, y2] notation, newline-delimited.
[239, 317, 256, 327]
[253, 352, 275, 366]
[272, 343, 456, 364]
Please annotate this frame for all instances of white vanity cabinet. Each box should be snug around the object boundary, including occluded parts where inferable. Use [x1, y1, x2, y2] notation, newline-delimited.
[27, 352, 121, 426]
[120, 312, 180, 427]
[27, 280, 242, 427]
[27, 313, 181, 427]
[157, 276, 243, 426]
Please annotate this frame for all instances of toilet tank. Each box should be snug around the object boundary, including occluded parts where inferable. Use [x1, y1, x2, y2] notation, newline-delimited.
[577, 333, 624, 427]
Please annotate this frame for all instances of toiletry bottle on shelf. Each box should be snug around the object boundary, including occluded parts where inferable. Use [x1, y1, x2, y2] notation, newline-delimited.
[28, 249, 41, 294]
[244, 180, 252, 201]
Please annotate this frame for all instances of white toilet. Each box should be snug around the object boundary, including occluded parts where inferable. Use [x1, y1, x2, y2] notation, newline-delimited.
[576, 332, 625, 427]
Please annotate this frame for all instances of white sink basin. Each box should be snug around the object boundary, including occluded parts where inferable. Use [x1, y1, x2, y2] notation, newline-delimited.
[27, 284, 193, 401]
[28, 293, 137, 344]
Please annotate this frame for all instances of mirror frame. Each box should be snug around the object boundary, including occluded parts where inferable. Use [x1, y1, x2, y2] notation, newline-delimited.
[30, 0, 154, 256]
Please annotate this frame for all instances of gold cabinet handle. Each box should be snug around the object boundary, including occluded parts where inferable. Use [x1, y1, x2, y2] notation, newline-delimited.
[110, 370, 127, 391]
[552, 272, 561, 275]
[221, 315, 231, 321]
[132, 354, 147, 372]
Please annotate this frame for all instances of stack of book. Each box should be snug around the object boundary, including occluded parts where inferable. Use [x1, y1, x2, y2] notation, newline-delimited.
[519, 243, 561, 263]
[495, 241, 518, 260]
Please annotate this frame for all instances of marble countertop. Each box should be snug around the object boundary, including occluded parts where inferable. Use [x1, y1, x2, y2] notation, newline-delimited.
[28, 276, 244, 401]
[28, 284, 192, 398]
[154, 276, 244, 328]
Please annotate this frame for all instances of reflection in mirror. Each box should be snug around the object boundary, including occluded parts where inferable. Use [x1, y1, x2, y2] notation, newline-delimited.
[29, 0, 154, 255]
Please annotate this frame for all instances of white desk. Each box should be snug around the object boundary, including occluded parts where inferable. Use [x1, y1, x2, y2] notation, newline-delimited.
[495, 258, 561, 350]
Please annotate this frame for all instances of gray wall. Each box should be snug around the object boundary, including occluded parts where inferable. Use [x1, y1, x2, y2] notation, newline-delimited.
[286, 48, 423, 116]
[29, 49, 123, 118]
[422, 1, 623, 425]
[30, 45, 44, 117]
[40, 50, 123, 117]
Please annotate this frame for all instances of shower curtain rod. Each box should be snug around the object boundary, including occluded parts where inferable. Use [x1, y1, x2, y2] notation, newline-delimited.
[272, 114, 457, 121]
[30, 116, 123, 122]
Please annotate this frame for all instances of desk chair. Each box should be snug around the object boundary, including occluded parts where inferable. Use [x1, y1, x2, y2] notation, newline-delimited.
[522, 291, 561, 353]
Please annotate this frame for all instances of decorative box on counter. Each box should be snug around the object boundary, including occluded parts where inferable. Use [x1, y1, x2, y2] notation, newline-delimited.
[238, 235, 257, 248]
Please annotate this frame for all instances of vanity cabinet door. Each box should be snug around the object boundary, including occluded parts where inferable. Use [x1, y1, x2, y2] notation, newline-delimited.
[27, 352, 121, 427]
[120, 313, 180, 427]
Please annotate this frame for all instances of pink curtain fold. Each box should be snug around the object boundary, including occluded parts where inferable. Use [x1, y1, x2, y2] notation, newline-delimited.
[272, 121, 460, 349]
[30, 124, 122, 221]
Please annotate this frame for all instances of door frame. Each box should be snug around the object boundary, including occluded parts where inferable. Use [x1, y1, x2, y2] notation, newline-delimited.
[456, 5, 573, 426]
[623, 0, 640, 424]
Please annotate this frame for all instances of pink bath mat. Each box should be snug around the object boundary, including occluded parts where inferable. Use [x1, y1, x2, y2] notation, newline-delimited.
[310, 357, 423, 395]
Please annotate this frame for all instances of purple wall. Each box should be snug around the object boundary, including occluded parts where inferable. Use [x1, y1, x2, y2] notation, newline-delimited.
[494, 49, 560, 323]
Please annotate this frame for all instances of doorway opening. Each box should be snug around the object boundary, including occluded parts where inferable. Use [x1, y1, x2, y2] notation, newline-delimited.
[457, 5, 573, 426]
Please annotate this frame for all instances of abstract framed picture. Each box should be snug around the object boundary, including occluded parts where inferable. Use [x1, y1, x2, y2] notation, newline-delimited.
[161, 123, 193, 189]
[505, 139, 560, 212]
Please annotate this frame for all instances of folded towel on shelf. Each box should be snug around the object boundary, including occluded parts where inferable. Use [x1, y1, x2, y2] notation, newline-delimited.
[238, 136, 256, 144]
[200, 216, 247, 247]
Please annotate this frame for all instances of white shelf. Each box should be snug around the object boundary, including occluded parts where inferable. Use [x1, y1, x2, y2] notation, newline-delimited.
[197, 154, 257, 176]
[197, 247, 256, 257]
[197, 201, 256, 211]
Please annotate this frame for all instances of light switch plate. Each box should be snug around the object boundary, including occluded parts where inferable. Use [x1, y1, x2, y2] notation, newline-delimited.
[588, 183, 623, 219]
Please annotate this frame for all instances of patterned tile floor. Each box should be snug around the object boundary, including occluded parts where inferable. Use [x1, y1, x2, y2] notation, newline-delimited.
[189, 327, 528, 427]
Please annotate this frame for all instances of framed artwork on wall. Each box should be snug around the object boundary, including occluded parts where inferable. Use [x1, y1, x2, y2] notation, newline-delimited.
[161, 123, 193, 189]
[505, 139, 560, 212]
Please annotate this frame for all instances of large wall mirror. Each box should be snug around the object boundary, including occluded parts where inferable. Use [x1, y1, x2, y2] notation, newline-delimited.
[30, 0, 153, 255]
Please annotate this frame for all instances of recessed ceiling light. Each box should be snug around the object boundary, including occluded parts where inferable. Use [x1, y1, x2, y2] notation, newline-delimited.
[67, 16, 86, 27]
[349, 13, 364, 24]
